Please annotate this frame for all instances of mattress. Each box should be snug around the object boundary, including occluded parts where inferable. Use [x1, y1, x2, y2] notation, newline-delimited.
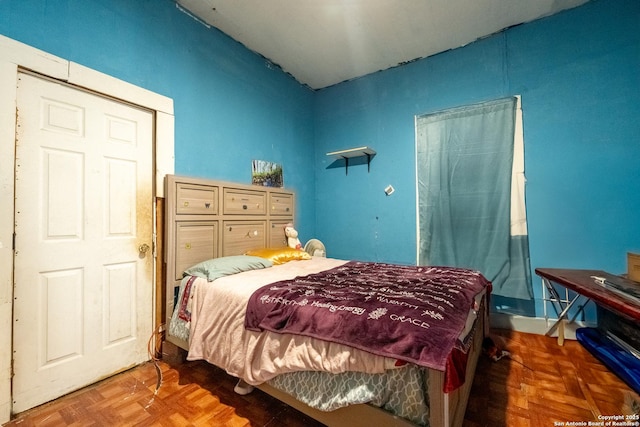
[268, 363, 431, 426]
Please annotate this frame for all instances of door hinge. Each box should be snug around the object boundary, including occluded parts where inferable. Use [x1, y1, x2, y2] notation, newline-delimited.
[152, 232, 157, 257]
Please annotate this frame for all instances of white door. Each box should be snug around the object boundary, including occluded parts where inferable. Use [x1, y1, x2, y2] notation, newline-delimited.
[12, 72, 154, 413]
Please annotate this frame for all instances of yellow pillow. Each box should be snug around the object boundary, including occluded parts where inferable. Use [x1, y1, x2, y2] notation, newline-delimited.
[245, 247, 311, 265]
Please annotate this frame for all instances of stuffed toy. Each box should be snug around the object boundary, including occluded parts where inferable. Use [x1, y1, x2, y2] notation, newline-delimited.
[284, 223, 302, 250]
[481, 335, 531, 370]
[482, 336, 510, 362]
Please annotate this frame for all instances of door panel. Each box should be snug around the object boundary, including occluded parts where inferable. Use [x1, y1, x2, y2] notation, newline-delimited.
[12, 72, 154, 413]
[40, 269, 83, 367]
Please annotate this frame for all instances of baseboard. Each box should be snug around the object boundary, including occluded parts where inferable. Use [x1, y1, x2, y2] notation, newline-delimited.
[490, 312, 596, 340]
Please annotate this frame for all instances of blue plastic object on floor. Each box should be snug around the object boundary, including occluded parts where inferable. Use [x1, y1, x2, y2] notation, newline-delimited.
[576, 327, 640, 394]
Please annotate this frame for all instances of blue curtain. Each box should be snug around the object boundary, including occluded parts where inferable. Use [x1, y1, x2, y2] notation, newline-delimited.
[416, 97, 532, 300]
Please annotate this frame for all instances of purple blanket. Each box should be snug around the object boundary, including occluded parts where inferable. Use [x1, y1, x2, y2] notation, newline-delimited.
[245, 261, 490, 371]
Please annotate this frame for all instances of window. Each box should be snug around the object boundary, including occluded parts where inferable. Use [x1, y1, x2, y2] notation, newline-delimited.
[415, 97, 532, 312]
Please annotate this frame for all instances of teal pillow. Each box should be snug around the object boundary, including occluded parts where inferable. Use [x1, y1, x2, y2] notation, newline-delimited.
[184, 255, 273, 281]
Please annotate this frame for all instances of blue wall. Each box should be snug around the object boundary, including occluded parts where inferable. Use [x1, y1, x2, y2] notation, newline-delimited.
[0, 0, 316, 235]
[2, 0, 638, 319]
[314, 0, 640, 317]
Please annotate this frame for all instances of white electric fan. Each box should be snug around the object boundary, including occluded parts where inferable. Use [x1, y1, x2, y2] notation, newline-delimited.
[304, 239, 326, 257]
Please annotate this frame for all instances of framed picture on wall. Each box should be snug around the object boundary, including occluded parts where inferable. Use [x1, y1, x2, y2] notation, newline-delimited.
[252, 160, 283, 187]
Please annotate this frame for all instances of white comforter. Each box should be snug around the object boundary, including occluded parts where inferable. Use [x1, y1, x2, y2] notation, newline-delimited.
[186, 257, 400, 385]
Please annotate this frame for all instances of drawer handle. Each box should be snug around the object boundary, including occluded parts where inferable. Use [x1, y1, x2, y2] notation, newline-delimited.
[205, 203, 211, 209]
[271, 205, 289, 211]
[184, 201, 189, 207]
[243, 205, 247, 210]
[185, 243, 191, 249]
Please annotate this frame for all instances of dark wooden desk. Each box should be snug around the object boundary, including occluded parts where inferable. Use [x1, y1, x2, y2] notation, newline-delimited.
[535, 268, 640, 345]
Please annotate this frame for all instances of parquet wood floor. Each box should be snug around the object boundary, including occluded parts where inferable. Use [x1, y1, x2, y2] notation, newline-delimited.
[465, 329, 639, 427]
[4, 329, 639, 427]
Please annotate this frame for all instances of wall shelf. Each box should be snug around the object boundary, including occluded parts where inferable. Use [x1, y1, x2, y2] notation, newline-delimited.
[326, 146, 376, 175]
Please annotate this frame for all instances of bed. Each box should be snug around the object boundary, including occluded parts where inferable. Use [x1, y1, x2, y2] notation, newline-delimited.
[163, 175, 490, 427]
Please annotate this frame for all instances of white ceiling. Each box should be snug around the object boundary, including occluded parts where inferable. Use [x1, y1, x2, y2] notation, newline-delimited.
[176, 0, 589, 90]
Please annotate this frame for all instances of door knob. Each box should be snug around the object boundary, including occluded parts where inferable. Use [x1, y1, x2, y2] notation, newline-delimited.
[138, 243, 150, 254]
